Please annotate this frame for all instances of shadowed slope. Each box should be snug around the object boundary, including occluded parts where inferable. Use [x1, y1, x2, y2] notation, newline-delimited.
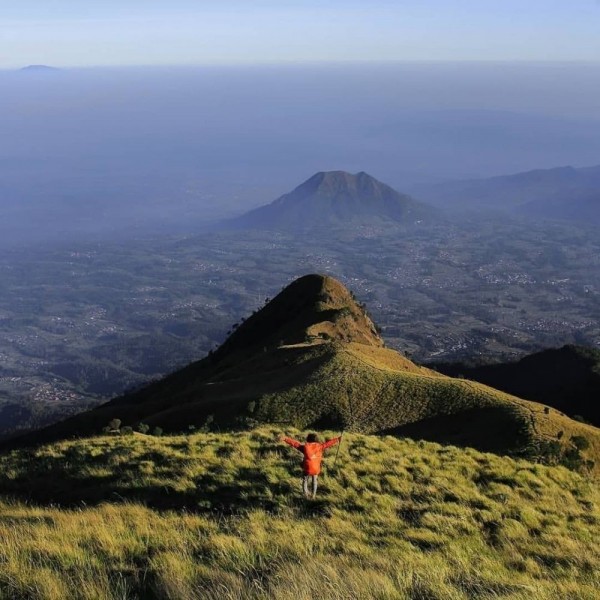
[435, 345, 600, 427]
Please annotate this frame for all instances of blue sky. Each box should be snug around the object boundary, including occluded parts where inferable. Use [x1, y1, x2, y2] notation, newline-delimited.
[1, 1, 600, 68]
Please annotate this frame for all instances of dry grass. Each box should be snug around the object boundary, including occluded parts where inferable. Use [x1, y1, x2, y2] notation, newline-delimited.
[0, 427, 598, 599]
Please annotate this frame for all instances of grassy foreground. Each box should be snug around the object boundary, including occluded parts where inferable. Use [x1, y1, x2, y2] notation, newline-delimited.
[0, 428, 599, 599]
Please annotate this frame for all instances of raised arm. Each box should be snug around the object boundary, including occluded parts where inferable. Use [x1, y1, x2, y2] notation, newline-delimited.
[322, 437, 341, 450]
[282, 437, 303, 450]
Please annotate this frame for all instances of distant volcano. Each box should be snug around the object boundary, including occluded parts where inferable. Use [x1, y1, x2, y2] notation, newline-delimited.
[229, 171, 435, 230]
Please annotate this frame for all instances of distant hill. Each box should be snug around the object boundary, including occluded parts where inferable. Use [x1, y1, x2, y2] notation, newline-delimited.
[17, 65, 61, 76]
[228, 171, 436, 230]
[433, 345, 600, 427]
[19, 65, 59, 71]
[10, 274, 600, 472]
[417, 164, 600, 222]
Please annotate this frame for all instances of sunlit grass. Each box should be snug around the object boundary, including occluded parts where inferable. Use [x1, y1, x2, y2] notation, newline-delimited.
[0, 427, 598, 599]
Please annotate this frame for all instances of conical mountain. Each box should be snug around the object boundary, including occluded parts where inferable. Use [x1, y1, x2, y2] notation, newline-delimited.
[229, 171, 435, 230]
[9, 275, 600, 472]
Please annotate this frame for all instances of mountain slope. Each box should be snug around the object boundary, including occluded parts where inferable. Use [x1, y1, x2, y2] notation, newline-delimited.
[229, 171, 435, 230]
[0, 428, 598, 598]
[12, 274, 600, 472]
[417, 164, 600, 221]
[434, 345, 600, 427]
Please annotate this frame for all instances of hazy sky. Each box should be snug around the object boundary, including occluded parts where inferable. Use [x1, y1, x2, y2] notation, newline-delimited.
[2, 1, 600, 68]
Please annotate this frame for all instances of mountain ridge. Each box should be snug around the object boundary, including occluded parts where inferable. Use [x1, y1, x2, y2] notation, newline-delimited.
[416, 163, 600, 221]
[6, 274, 600, 474]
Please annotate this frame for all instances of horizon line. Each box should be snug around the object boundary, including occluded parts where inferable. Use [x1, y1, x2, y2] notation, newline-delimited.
[3, 59, 600, 71]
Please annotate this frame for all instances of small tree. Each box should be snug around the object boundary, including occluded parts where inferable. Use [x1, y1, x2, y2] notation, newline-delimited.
[152, 426, 163, 436]
[137, 422, 150, 434]
[108, 418, 121, 432]
[121, 426, 134, 436]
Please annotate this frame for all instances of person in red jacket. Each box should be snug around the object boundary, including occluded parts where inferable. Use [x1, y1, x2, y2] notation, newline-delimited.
[282, 433, 341, 499]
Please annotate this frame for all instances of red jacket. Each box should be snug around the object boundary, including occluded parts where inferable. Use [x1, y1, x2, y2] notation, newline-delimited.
[283, 437, 341, 475]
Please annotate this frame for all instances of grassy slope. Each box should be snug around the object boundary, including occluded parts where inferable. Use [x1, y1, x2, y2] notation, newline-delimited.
[11, 274, 600, 475]
[256, 343, 600, 472]
[0, 428, 599, 600]
[15, 337, 600, 474]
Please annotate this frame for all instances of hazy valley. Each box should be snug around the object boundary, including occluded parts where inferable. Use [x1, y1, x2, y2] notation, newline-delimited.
[2, 202, 600, 437]
[1, 57, 600, 600]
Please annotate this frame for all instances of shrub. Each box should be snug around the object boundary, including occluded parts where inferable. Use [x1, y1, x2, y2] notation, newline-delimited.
[562, 447, 584, 470]
[137, 423, 150, 434]
[108, 418, 121, 431]
[537, 440, 562, 465]
[236, 416, 259, 429]
[120, 426, 134, 436]
[571, 435, 590, 451]
[152, 427, 163, 436]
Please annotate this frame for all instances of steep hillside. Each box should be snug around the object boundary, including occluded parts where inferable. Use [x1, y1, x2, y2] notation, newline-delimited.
[228, 171, 435, 230]
[0, 428, 598, 599]
[434, 345, 600, 426]
[13, 274, 600, 473]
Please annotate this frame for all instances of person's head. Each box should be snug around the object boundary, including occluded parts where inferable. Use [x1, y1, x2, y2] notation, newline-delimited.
[306, 433, 319, 443]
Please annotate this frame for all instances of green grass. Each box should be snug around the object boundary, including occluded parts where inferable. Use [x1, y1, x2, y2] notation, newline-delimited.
[0, 427, 599, 599]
